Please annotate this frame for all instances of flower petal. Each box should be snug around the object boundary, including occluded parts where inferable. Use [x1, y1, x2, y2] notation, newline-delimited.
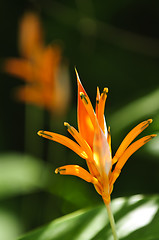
[55, 165, 99, 185]
[80, 92, 96, 127]
[19, 12, 43, 58]
[96, 88, 108, 135]
[64, 122, 100, 179]
[107, 126, 112, 153]
[112, 119, 153, 164]
[15, 86, 47, 107]
[64, 122, 93, 160]
[4, 58, 33, 81]
[37, 45, 61, 84]
[95, 86, 100, 115]
[75, 69, 96, 148]
[110, 134, 157, 186]
[38, 130, 87, 159]
[93, 123, 112, 177]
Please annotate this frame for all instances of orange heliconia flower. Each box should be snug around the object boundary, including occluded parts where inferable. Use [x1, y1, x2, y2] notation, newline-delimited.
[4, 12, 70, 114]
[38, 70, 156, 205]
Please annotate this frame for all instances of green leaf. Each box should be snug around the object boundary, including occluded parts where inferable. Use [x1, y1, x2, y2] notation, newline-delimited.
[109, 89, 159, 135]
[0, 153, 47, 199]
[0, 207, 23, 240]
[17, 195, 159, 240]
[0, 152, 100, 210]
[145, 133, 159, 158]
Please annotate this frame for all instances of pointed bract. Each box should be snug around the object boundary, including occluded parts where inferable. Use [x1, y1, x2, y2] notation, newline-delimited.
[76, 69, 95, 148]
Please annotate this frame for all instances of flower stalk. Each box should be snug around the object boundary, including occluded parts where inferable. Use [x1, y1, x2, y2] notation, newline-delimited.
[105, 202, 118, 240]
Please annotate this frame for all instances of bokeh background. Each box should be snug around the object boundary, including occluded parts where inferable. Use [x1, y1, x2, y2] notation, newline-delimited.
[0, 0, 159, 239]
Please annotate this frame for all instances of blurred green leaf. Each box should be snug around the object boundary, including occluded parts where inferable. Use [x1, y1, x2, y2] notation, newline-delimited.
[109, 88, 159, 135]
[18, 195, 159, 240]
[0, 207, 23, 240]
[145, 132, 159, 158]
[47, 173, 100, 212]
[0, 153, 99, 210]
[0, 153, 47, 199]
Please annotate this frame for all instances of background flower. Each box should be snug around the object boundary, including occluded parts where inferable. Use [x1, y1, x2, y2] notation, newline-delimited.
[4, 12, 71, 115]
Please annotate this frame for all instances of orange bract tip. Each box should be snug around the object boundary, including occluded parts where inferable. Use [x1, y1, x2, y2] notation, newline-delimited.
[103, 87, 108, 94]
[55, 168, 59, 174]
[97, 86, 100, 92]
[148, 119, 153, 123]
[75, 67, 81, 83]
[144, 134, 157, 143]
[96, 87, 100, 102]
[64, 122, 72, 129]
[140, 119, 152, 130]
[37, 130, 43, 136]
[152, 133, 157, 137]
[55, 167, 67, 174]
[64, 122, 69, 127]
[74, 67, 77, 73]
[37, 130, 53, 139]
[64, 122, 74, 135]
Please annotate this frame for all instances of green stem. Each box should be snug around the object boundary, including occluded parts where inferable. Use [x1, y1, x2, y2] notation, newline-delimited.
[105, 202, 118, 240]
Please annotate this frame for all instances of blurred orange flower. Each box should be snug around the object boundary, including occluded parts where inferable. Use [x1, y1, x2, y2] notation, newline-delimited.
[4, 12, 70, 114]
[38, 69, 156, 205]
